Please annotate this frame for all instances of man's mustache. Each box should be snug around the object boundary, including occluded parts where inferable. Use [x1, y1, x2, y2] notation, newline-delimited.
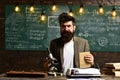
[61, 30, 71, 36]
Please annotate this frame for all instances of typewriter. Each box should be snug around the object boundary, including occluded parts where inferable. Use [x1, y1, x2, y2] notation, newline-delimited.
[66, 68, 101, 78]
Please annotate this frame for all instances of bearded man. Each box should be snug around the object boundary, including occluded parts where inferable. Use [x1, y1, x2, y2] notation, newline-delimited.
[49, 13, 94, 76]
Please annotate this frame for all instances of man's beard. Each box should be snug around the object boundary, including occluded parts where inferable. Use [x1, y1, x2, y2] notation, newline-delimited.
[60, 30, 74, 44]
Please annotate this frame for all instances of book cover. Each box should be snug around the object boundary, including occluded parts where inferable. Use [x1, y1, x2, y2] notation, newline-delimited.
[79, 52, 91, 68]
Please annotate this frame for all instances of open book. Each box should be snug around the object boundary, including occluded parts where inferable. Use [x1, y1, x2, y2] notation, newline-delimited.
[66, 68, 101, 78]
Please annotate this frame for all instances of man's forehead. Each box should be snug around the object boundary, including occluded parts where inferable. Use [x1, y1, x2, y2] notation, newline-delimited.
[61, 21, 73, 25]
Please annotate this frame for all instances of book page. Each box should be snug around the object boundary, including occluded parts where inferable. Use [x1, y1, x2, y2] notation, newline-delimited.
[115, 71, 120, 77]
[79, 52, 91, 68]
[114, 63, 120, 70]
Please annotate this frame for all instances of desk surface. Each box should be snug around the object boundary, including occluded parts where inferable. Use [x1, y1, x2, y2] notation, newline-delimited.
[0, 74, 120, 80]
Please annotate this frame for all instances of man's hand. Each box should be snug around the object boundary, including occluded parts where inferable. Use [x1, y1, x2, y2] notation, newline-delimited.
[84, 54, 94, 65]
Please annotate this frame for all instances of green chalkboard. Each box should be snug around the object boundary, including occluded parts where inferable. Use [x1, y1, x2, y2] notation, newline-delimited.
[5, 5, 48, 50]
[5, 5, 120, 52]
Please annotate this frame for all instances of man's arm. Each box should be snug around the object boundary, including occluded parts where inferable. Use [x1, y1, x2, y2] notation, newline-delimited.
[84, 40, 94, 66]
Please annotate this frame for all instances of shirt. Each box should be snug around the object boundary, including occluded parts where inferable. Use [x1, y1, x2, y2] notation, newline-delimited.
[62, 40, 74, 75]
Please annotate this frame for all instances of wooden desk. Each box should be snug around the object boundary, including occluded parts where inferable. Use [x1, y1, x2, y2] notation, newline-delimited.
[0, 74, 120, 80]
[101, 75, 120, 80]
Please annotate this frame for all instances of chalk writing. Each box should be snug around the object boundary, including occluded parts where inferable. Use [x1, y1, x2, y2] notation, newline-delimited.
[5, 5, 120, 51]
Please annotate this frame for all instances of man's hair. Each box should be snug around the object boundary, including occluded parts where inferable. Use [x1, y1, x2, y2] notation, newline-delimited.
[58, 13, 75, 25]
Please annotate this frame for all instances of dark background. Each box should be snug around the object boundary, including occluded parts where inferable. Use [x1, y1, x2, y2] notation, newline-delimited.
[0, 0, 120, 73]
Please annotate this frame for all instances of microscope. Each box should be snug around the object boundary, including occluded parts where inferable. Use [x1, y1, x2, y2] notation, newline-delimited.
[45, 48, 63, 76]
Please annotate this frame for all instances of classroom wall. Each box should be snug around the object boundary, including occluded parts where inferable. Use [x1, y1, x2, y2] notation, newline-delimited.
[0, 0, 120, 74]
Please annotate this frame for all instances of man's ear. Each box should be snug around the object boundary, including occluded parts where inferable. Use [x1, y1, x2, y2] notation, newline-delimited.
[74, 25, 76, 31]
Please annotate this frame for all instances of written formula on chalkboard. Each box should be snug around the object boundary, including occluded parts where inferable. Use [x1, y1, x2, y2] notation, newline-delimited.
[5, 5, 120, 52]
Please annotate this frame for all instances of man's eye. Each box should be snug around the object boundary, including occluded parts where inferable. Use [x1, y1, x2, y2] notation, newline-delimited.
[68, 25, 71, 27]
[61, 25, 72, 28]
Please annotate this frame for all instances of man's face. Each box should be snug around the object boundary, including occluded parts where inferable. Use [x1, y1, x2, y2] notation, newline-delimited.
[60, 21, 76, 43]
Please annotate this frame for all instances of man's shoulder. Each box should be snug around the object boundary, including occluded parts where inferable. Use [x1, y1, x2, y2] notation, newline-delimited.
[50, 37, 63, 47]
[74, 36, 88, 42]
[51, 37, 61, 42]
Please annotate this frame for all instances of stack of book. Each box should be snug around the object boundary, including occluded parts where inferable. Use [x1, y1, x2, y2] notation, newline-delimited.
[102, 63, 120, 77]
